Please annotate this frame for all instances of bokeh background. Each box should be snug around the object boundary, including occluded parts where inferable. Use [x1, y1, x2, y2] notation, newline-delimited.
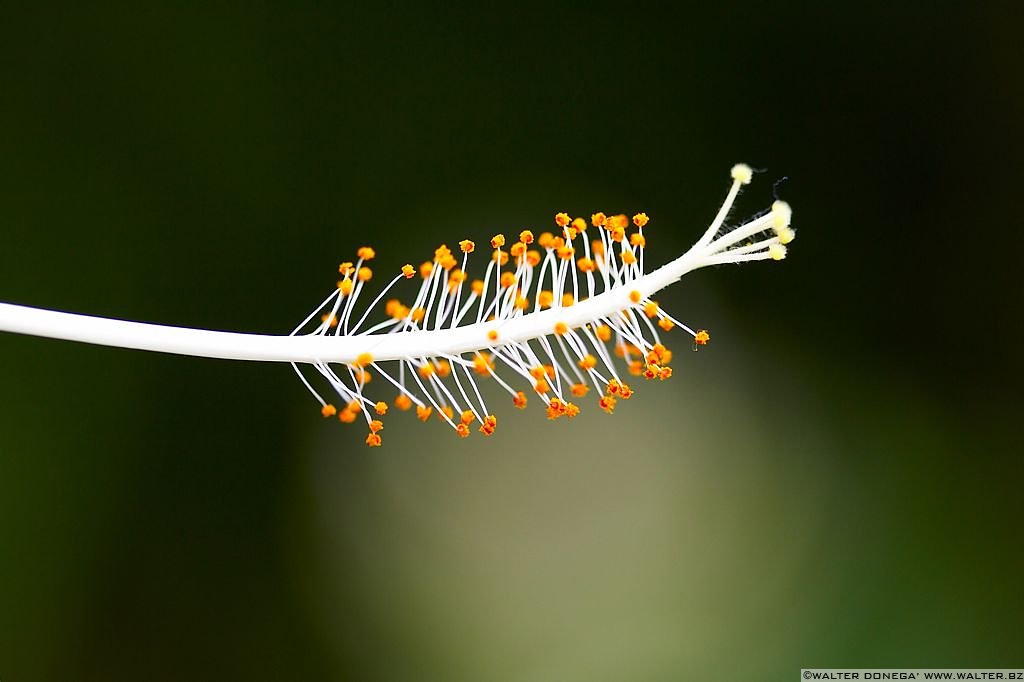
[1, 4, 1021, 680]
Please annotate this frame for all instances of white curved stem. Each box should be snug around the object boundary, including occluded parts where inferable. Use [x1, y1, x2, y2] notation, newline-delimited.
[0, 246, 714, 364]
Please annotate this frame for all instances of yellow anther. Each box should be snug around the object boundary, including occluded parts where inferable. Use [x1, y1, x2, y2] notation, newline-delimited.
[578, 354, 597, 370]
[514, 294, 529, 310]
[643, 364, 659, 380]
[644, 301, 659, 318]
[385, 299, 401, 317]
[561, 293, 574, 307]
[354, 368, 371, 385]
[526, 249, 541, 266]
[550, 236, 565, 250]
[571, 217, 587, 232]
[471, 279, 485, 296]
[554, 322, 568, 336]
[487, 329, 499, 342]
[321, 313, 338, 327]
[554, 212, 571, 227]
[537, 232, 554, 248]
[395, 394, 412, 411]
[694, 329, 710, 346]
[565, 226, 578, 241]
[357, 266, 372, 282]
[411, 307, 425, 323]
[416, 405, 433, 422]
[513, 391, 528, 409]
[418, 363, 434, 379]
[591, 212, 607, 227]
[538, 290, 554, 308]
[420, 261, 434, 278]
[473, 352, 494, 376]
[595, 324, 612, 342]
[658, 317, 675, 331]
[591, 239, 605, 256]
[571, 383, 590, 397]
[769, 243, 787, 260]
[519, 230, 534, 244]
[529, 366, 546, 380]
[354, 352, 374, 368]
[374, 401, 388, 416]
[365, 433, 382, 447]
[339, 261, 354, 275]
[459, 239, 475, 253]
[632, 213, 649, 228]
[629, 290, 642, 303]
[401, 263, 415, 279]
[338, 409, 357, 424]
[621, 251, 637, 265]
[608, 214, 629, 230]
[439, 254, 458, 271]
[509, 242, 526, 258]
[321, 403, 337, 418]
[357, 246, 376, 261]
[434, 244, 451, 260]
[490, 234, 506, 248]
[492, 250, 509, 266]
[338, 279, 354, 296]
[610, 227, 625, 242]
[557, 245, 574, 260]
[630, 233, 646, 248]
[460, 410, 475, 426]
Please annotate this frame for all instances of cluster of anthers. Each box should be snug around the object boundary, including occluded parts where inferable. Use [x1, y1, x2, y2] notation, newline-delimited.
[290, 164, 795, 447]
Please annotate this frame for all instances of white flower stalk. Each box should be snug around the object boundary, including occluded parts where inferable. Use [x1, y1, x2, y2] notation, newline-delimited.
[0, 164, 795, 445]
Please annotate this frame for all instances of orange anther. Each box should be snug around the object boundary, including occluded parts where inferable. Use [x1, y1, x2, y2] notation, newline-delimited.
[512, 391, 528, 409]
[629, 290, 642, 303]
[571, 383, 590, 397]
[538, 291, 554, 308]
[440, 405, 454, 421]
[416, 405, 433, 422]
[578, 354, 597, 370]
[537, 232, 554, 248]
[487, 329, 499, 342]
[606, 379, 621, 395]
[659, 318, 675, 331]
[354, 368, 371, 385]
[401, 263, 415, 279]
[492, 250, 509, 266]
[347, 400, 362, 414]
[339, 409, 357, 423]
[644, 301, 659, 318]
[632, 213, 649, 228]
[339, 262, 354, 275]
[659, 366, 673, 380]
[459, 239, 475, 253]
[591, 212, 607, 227]
[621, 251, 637, 265]
[418, 363, 434, 379]
[357, 266, 372, 282]
[321, 313, 338, 327]
[534, 379, 550, 394]
[595, 324, 612, 342]
[471, 279, 485, 296]
[561, 293, 575, 307]
[436, 360, 451, 378]
[554, 322, 568, 336]
[526, 250, 541, 266]
[456, 423, 470, 438]
[519, 230, 534, 244]
[420, 261, 434, 278]
[643, 364, 660, 380]
[564, 402, 580, 418]
[434, 244, 451, 260]
[357, 246, 376, 261]
[500, 271, 516, 288]
[557, 245, 574, 260]
[576, 257, 596, 272]
[354, 352, 374, 368]
[411, 307, 425, 323]
[338, 279, 354, 296]
[509, 242, 526, 258]
[591, 239, 605, 256]
[461, 410, 475, 426]
[628, 360, 644, 376]
[490, 234, 506, 248]
[479, 414, 497, 436]
[321, 403, 337, 418]
[365, 433, 382, 447]
[374, 401, 388, 416]
[439, 254, 458, 271]
[554, 212, 571, 227]
[473, 352, 494, 376]
[599, 395, 617, 414]
[619, 384, 633, 399]
[610, 227, 625, 242]
[571, 217, 587, 232]
[369, 419, 384, 433]
[514, 295, 529, 310]
[395, 394, 413, 411]
[630, 233, 646, 248]
[694, 329, 710, 345]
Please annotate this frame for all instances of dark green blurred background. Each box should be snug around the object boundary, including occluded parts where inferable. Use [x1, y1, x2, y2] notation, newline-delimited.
[1, 4, 1021, 680]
